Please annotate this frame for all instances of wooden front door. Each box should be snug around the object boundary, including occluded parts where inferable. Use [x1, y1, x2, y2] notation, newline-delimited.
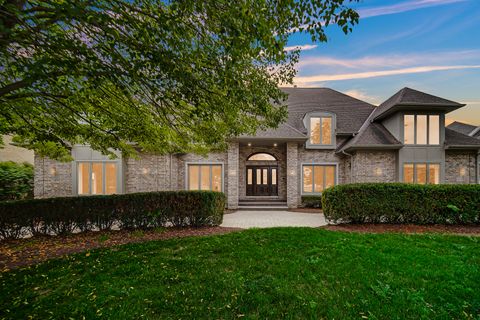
[246, 166, 278, 196]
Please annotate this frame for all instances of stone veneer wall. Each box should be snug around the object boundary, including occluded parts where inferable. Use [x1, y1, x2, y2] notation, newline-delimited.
[445, 151, 477, 184]
[350, 150, 397, 183]
[226, 142, 238, 209]
[238, 145, 286, 200]
[286, 142, 299, 208]
[34, 155, 73, 198]
[297, 145, 347, 183]
[124, 154, 171, 193]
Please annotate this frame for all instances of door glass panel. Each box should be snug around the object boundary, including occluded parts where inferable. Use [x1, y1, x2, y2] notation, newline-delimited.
[189, 165, 199, 190]
[325, 166, 335, 189]
[200, 166, 210, 190]
[310, 117, 321, 144]
[262, 169, 268, 185]
[404, 115, 415, 144]
[416, 115, 427, 144]
[256, 169, 261, 184]
[428, 164, 440, 184]
[303, 166, 313, 193]
[429, 115, 440, 145]
[271, 168, 277, 185]
[211, 165, 222, 192]
[91, 163, 103, 194]
[321, 117, 332, 144]
[247, 169, 253, 185]
[403, 164, 414, 183]
[314, 166, 324, 193]
[416, 164, 427, 184]
[78, 163, 90, 195]
[105, 163, 117, 194]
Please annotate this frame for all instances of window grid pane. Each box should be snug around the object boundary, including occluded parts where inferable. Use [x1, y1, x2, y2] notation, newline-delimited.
[105, 163, 117, 194]
[325, 166, 335, 189]
[271, 169, 277, 185]
[404, 115, 415, 144]
[211, 165, 222, 192]
[310, 118, 321, 144]
[415, 164, 427, 184]
[303, 166, 313, 193]
[256, 169, 261, 185]
[428, 164, 440, 185]
[403, 164, 414, 183]
[429, 115, 440, 145]
[247, 169, 253, 185]
[313, 166, 324, 193]
[416, 115, 427, 144]
[188, 165, 199, 190]
[78, 163, 90, 195]
[91, 163, 103, 195]
[321, 117, 332, 145]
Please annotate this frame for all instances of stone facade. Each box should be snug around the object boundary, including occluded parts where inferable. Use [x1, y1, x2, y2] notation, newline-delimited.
[445, 151, 477, 184]
[34, 155, 73, 198]
[226, 142, 239, 209]
[238, 145, 287, 200]
[350, 151, 397, 183]
[124, 154, 171, 193]
[286, 142, 299, 208]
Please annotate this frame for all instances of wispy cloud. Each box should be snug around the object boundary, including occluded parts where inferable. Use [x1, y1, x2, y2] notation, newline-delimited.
[295, 65, 480, 84]
[284, 44, 318, 52]
[358, 0, 468, 19]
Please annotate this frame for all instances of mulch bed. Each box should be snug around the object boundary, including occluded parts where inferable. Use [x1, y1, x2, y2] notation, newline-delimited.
[323, 224, 480, 236]
[0, 227, 242, 272]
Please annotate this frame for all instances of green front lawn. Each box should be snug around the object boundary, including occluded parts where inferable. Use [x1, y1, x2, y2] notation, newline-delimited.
[1, 228, 479, 319]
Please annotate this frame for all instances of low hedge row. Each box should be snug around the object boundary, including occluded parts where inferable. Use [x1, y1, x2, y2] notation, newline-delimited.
[301, 195, 322, 209]
[0, 191, 226, 240]
[322, 183, 480, 224]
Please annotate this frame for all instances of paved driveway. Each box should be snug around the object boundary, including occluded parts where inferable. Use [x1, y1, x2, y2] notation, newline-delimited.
[221, 210, 327, 228]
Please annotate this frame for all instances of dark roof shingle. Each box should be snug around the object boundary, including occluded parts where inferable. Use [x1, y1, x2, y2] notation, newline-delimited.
[446, 121, 478, 136]
[445, 128, 480, 148]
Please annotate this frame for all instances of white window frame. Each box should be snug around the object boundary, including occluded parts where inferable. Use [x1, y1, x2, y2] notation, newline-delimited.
[301, 163, 338, 195]
[185, 162, 225, 192]
[403, 114, 440, 146]
[402, 162, 441, 184]
[76, 160, 119, 195]
[304, 112, 336, 149]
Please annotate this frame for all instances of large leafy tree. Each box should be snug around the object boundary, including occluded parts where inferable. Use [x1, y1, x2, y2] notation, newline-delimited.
[0, 0, 358, 159]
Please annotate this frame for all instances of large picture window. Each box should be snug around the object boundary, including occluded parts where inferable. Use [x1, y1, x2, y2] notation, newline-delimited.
[403, 163, 440, 184]
[77, 162, 117, 195]
[187, 164, 223, 192]
[310, 116, 333, 145]
[302, 164, 336, 193]
[404, 114, 440, 145]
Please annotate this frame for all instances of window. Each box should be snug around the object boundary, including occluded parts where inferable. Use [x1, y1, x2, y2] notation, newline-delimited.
[247, 153, 276, 161]
[404, 115, 440, 145]
[302, 165, 336, 193]
[187, 164, 223, 192]
[77, 162, 118, 195]
[403, 163, 440, 184]
[310, 116, 333, 145]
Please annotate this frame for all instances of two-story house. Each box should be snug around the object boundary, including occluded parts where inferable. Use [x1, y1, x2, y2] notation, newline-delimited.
[34, 87, 480, 209]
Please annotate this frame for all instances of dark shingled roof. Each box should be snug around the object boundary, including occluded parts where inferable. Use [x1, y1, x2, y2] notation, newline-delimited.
[447, 121, 478, 136]
[281, 87, 375, 134]
[337, 121, 402, 153]
[445, 128, 480, 148]
[239, 122, 306, 140]
[373, 87, 464, 120]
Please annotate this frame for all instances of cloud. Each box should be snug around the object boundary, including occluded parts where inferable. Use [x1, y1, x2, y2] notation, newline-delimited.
[342, 90, 382, 104]
[294, 65, 480, 84]
[284, 44, 318, 52]
[358, 0, 468, 19]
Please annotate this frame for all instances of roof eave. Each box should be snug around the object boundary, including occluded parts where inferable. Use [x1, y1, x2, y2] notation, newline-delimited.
[445, 145, 480, 150]
[338, 144, 403, 153]
[373, 103, 465, 121]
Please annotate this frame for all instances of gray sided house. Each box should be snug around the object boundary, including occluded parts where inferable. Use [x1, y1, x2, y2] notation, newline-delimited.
[34, 87, 480, 209]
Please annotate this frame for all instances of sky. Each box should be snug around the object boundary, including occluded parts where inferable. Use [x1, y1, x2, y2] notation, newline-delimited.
[286, 0, 480, 125]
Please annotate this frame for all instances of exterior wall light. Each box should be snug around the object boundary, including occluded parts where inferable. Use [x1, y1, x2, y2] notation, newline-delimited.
[142, 168, 149, 175]
[288, 169, 296, 176]
[273, 143, 278, 147]
[50, 166, 57, 176]
[460, 167, 467, 177]
[247, 143, 252, 147]
[375, 167, 383, 176]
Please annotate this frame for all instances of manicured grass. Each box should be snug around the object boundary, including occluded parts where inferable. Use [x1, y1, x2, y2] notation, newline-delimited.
[1, 228, 479, 319]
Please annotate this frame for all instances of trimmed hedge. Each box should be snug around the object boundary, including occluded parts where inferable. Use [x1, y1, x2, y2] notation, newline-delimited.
[0, 191, 225, 240]
[322, 183, 480, 224]
[0, 161, 34, 201]
[301, 195, 322, 209]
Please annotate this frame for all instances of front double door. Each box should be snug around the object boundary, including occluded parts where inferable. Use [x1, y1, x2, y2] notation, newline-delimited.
[246, 166, 278, 196]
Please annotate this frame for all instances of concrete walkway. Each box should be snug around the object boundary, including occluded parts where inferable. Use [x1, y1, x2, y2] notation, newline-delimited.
[221, 210, 327, 228]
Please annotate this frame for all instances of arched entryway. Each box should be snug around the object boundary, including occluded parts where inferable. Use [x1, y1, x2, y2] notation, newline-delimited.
[246, 153, 278, 196]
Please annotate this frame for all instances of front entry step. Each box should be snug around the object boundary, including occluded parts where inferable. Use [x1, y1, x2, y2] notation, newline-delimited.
[238, 199, 288, 210]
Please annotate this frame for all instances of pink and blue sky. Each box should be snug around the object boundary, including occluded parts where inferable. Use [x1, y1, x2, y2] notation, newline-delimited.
[287, 0, 480, 125]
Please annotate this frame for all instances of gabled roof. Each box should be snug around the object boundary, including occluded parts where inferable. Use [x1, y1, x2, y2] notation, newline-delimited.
[281, 87, 375, 135]
[447, 121, 479, 136]
[445, 128, 480, 149]
[373, 87, 464, 121]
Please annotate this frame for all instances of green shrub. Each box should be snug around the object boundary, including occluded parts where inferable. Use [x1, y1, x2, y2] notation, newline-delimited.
[322, 183, 480, 225]
[0, 191, 226, 239]
[0, 161, 34, 201]
[301, 195, 322, 209]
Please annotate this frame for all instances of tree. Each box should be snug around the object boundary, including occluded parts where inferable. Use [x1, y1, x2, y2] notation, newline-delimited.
[0, 0, 358, 160]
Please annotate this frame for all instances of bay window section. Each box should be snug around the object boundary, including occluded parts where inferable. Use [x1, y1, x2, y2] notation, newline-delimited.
[403, 163, 440, 184]
[187, 164, 223, 192]
[302, 165, 336, 194]
[403, 114, 441, 145]
[77, 162, 118, 195]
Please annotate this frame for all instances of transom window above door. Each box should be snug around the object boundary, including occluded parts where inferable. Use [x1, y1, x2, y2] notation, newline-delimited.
[247, 153, 276, 161]
[77, 162, 118, 195]
[188, 164, 223, 192]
